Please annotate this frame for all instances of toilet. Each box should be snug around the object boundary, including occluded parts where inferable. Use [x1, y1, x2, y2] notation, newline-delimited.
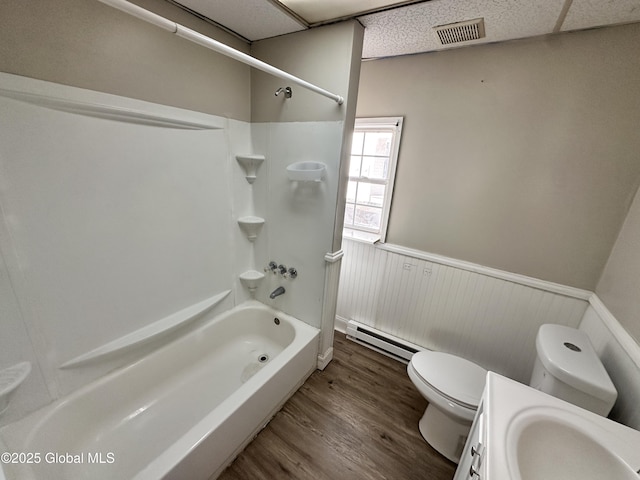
[407, 324, 618, 465]
[529, 323, 617, 416]
[407, 350, 487, 464]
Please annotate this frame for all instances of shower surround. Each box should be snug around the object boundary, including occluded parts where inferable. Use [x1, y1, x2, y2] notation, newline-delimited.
[0, 70, 347, 480]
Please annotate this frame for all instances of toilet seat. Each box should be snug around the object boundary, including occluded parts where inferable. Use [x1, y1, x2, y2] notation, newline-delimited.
[407, 350, 488, 463]
[410, 351, 486, 409]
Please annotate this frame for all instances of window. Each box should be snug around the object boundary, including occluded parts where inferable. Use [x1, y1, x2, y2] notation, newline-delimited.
[343, 117, 403, 243]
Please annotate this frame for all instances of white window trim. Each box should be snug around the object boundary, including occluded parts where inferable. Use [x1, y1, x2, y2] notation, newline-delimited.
[344, 116, 403, 244]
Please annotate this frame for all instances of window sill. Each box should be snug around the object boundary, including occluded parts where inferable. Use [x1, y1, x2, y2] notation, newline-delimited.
[342, 228, 380, 245]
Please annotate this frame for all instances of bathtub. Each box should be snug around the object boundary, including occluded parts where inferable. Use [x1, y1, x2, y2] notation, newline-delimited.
[0, 301, 319, 480]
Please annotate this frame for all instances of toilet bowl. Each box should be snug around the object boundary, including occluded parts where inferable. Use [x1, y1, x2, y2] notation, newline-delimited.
[407, 350, 487, 464]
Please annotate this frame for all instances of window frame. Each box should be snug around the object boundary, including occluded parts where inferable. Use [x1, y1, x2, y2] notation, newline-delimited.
[344, 116, 403, 244]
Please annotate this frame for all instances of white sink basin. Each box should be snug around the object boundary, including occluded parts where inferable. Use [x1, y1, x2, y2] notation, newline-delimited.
[477, 373, 640, 480]
[508, 407, 638, 480]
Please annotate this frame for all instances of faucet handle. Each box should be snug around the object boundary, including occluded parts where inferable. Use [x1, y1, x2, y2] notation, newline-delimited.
[287, 267, 297, 279]
[265, 261, 278, 274]
[278, 264, 287, 275]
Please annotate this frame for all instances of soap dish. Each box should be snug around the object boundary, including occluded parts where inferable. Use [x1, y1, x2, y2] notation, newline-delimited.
[286, 161, 327, 182]
[0, 361, 31, 415]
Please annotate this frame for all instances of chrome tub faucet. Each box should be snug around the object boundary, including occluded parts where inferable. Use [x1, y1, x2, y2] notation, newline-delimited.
[270, 286, 285, 299]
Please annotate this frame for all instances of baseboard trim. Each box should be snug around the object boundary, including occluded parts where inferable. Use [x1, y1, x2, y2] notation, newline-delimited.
[334, 315, 348, 334]
[317, 347, 334, 370]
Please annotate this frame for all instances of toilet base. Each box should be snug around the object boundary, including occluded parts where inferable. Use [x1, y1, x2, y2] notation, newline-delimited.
[418, 403, 472, 464]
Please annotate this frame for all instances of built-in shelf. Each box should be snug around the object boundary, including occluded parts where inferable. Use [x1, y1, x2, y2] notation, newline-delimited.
[286, 161, 327, 182]
[237, 216, 265, 242]
[59, 290, 231, 369]
[236, 154, 265, 184]
[239, 270, 265, 297]
[0, 361, 31, 415]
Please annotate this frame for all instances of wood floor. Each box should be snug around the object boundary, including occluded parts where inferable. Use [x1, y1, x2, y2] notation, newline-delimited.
[218, 333, 456, 480]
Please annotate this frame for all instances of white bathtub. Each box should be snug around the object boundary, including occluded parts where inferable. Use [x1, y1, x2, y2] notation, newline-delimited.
[0, 301, 319, 480]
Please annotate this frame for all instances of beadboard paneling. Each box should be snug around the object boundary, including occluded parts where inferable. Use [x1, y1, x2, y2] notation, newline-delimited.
[336, 239, 589, 383]
[580, 300, 640, 429]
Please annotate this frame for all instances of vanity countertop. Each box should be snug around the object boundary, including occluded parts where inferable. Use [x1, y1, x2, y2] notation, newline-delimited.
[483, 372, 640, 479]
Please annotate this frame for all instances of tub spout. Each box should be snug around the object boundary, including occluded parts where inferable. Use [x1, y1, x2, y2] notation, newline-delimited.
[270, 286, 285, 299]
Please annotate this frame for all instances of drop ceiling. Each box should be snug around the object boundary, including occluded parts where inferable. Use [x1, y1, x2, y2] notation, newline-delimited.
[173, 0, 640, 59]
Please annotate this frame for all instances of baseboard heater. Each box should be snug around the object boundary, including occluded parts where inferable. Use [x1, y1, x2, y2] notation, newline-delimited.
[345, 320, 423, 363]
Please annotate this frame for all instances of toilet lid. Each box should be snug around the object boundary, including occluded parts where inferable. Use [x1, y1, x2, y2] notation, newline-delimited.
[411, 351, 487, 408]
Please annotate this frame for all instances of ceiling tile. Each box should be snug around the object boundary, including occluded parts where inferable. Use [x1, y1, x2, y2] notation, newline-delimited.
[276, 0, 411, 24]
[176, 0, 306, 41]
[561, 0, 640, 31]
[360, 0, 566, 58]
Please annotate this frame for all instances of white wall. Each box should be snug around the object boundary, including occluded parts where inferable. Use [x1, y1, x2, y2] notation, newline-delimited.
[0, 75, 246, 425]
[251, 122, 345, 328]
[579, 300, 640, 429]
[337, 239, 589, 383]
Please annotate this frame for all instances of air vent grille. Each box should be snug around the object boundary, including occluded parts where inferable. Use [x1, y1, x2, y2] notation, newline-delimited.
[435, 18, 485, 45]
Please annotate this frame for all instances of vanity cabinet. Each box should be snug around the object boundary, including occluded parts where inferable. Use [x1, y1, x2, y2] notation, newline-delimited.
[454, 396, 486, 479]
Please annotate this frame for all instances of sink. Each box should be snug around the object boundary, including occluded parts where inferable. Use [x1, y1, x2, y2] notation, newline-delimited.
[507, 407, 638, 480]
[465, 373, 640, 480]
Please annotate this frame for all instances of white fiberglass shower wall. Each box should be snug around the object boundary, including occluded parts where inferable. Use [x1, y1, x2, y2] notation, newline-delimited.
[0, 0, 363, 429]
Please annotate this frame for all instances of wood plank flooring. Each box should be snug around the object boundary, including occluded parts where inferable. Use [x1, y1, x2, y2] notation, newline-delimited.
[218, 333, 456, 480]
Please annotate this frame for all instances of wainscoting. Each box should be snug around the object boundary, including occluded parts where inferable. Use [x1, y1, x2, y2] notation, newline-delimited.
[336, 239, 640, 430]
[336, 239, 590, 383]
[580, 298, 640, 429]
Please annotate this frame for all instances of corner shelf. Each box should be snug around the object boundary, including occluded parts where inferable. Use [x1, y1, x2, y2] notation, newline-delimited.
[237, 216, 265, 242]
[236, 154, 265, 184]
[239, 270, 265, 297]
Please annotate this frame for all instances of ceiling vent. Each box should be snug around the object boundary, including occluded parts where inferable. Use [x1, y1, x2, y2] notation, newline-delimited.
[434, 18, 485, 45]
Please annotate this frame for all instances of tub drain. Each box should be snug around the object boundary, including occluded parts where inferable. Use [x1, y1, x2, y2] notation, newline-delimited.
[258, 354, 269, 363]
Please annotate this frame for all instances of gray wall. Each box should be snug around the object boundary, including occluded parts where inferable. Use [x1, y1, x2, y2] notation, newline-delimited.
[356, 23, 640, 291]
[251, 21, 363, 124]
[597, 187, 640, 343]
[0, 0, 251, 120]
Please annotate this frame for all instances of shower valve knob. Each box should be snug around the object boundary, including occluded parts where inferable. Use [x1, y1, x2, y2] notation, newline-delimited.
[288, 268, 297, 279]
[278, 264, 287, 275]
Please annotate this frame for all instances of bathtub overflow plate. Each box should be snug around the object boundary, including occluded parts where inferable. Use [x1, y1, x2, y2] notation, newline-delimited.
[258, 354, 269, 363]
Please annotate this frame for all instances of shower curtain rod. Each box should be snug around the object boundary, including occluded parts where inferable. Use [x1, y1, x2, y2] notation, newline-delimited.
[96, 0, 345, 105]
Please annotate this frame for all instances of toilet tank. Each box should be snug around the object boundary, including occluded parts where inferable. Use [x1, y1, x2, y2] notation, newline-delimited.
[529, 324, 617, 416]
